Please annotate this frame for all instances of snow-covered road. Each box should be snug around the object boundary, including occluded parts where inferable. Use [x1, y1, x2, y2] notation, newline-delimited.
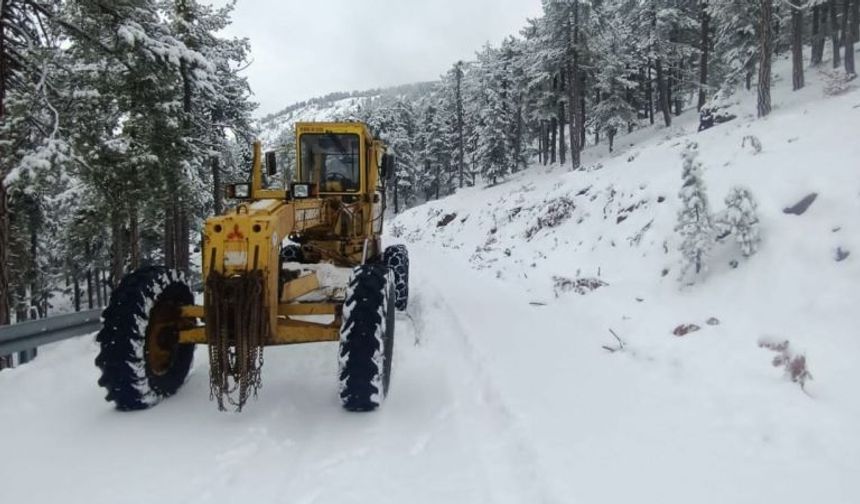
[1, 247, 857, 504]
[0, 250, 553, 504]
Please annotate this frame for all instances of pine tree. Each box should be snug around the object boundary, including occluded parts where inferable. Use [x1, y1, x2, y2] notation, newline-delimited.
[590, 1, 637, 152]
[721, 186, 761, 257]
[676, 142, 715, 281]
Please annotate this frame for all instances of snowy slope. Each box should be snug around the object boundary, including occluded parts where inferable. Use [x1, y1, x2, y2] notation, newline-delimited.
[257, 81, 435, 146]
[258, 95, 368, 146]
[388, 57, 860, 502]
[1, 57, 859, 504]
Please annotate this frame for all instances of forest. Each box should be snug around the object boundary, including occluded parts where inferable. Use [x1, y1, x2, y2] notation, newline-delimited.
[1, 0, 857, 323]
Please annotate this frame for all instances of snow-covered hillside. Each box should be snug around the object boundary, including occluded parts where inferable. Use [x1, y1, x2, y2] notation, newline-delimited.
[258, 82, 435, 146]
[388, 57, 860, 502]
[1, 57, 858, 504]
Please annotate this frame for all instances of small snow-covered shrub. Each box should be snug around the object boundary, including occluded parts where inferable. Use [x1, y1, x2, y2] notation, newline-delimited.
[758, 339, 813, 391]
[675, 142, 715, 281]
[698, 90, 739, 131]
[741, 135, 762, 155]
[553, 276, 608, 297]
[822, 69, 856, 96]
[717, 186, 761, 257]
[389, 223, 405, 238]
[525, 196, 576, 240]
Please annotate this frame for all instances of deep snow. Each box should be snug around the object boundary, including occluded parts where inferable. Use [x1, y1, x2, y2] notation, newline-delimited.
[1, 55, 859, 503]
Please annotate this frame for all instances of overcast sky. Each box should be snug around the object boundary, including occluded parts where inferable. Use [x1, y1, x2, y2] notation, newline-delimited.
[208, 0, 544, 116]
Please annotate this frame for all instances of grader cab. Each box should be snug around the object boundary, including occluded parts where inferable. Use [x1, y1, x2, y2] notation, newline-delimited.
[95, 122, 409, 412]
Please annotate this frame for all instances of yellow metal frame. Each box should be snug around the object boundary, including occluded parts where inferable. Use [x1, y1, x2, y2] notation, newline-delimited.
[179, 301, 342, 346]
[182, 121, 388, 349]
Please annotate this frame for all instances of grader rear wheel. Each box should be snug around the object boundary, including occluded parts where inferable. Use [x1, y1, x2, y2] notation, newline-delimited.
[384, 244, 410, 311]
[95, 267, 195, 411]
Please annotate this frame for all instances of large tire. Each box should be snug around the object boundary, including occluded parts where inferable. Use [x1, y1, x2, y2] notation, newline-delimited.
[383, 244, 409, 311]
[95, 267, 195, 411]
[338, 265, 395, 411]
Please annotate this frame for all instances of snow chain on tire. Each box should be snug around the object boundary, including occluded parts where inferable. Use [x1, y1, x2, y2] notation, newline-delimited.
[95, 266, 195, 411]
[383, 244, 410, 311]
[338, 264, 395, 411]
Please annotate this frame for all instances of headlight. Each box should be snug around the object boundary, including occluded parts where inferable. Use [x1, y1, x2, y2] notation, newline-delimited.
[292, 183, 310, 199]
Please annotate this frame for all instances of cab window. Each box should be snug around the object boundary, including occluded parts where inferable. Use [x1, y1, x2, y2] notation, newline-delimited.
[299, 133, 361, 192]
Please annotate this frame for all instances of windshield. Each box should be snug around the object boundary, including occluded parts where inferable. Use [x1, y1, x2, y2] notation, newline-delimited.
[299, 133, 361, 192]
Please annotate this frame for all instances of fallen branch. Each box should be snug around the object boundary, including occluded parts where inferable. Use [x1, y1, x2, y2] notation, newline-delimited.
[603, 328, 626, 353]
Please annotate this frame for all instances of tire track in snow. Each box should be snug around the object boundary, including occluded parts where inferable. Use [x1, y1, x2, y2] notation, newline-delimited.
[411, 263, 565, 504]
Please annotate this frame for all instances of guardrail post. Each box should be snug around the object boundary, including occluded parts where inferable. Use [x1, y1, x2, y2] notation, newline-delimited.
[18, 347, 37, 364]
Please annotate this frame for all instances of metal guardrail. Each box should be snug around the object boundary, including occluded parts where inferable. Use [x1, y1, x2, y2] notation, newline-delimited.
[0, 275, 200, 366]
[0, 309, 102, 356]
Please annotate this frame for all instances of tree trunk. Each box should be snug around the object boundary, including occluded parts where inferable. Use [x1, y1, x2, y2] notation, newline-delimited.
[792, 5, 805, 90]
[846, 0, 857, 75]
[95, 268, 103, 307]
[434, 163, 440, 200]
[73, 275, 81, 312]
[110, 212, 125, 288]
[393, 177, 399, 213]
[854, 0, 860, 43]
[832, 0, 842, 68]
[454, 62, 465, 188]
[758, 0, 774, 118]
[568, 0, 583, 169]
[538, 121, 544, 165]
[665, 63, 673, 114]
[545, 120, 551, 164]
[513, 102, 523, 172]
[86, 268, 93, 309]
[746, 59, 754, 90]
[579, 74, 586, 151]
[698, 3, 711, 110]
[16, 284, 28, 322]
[101, 270, 108, 304]
[655, 58, 672, 126]
[812, 5, 825, 65]
[0, 183, 8, 326]
[558, 99, 567, 166]
[567, 63, 579, 169]
[647, 62, 655, 124]
[0, 3, 10, 326]
[212, 156, 222, 215]
[594, 90, 601, 145]
[550, 116, 557, 164]
[28, 206, 43, 319]
[178, 201, 190, 273]
[164, 202, 175, 269]
[129, 199, 140, 270]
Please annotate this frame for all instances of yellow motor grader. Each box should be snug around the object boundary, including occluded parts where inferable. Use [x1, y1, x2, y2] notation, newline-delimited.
[95, 122, 409, 412]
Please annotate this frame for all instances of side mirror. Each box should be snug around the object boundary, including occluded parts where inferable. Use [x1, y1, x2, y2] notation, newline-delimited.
[381, 153, 396, 183]
[265, 151, 278, 177]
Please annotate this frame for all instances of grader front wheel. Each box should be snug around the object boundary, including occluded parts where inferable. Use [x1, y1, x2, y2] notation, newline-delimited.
[95, 267, 195, 411]
[338, 265, 395, 411]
